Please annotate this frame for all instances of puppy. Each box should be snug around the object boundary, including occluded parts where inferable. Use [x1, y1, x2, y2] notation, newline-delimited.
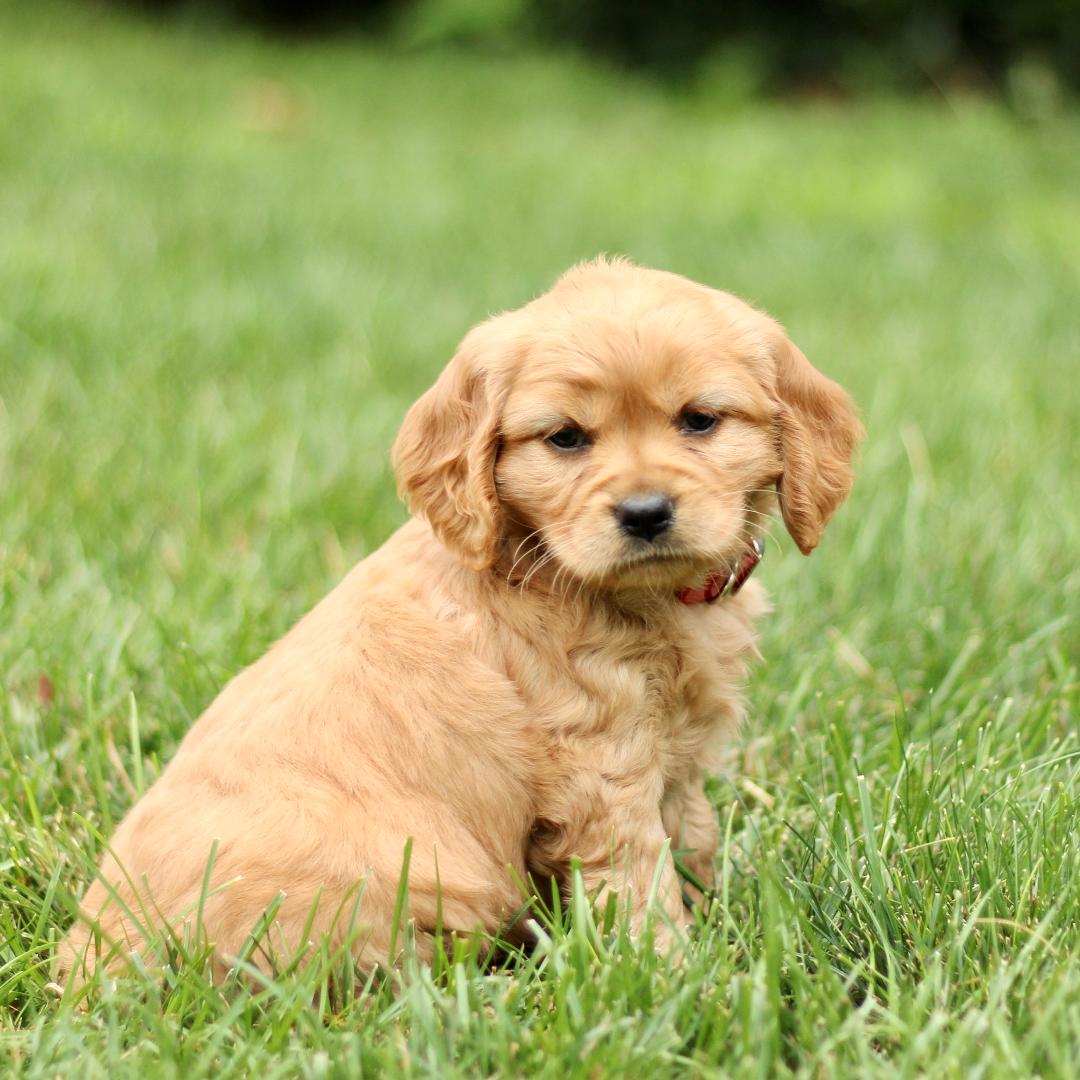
[61, 258, 861, 983]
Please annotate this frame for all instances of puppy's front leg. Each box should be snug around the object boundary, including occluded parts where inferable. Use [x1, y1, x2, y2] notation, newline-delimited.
[662, 773, 719, 909]
[536, 776, 689, 950]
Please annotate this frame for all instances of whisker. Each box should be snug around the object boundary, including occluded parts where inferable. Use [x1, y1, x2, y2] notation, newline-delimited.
[505, 530, 547, 583]
[519, 554, 556, 592]
[504, 521, 581, 585]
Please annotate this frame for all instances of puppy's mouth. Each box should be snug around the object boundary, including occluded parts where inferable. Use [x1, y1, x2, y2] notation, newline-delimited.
[526, 514, 757, 593]
[619, 546, 697, 569]
[610, 533, 757, 588]
[609, 540, 718, 581]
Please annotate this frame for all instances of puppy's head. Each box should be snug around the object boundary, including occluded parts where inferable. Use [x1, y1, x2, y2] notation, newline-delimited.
[394, 259, 862, 590]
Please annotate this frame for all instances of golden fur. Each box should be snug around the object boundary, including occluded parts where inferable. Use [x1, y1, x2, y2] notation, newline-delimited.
[61, 259, 861, 983]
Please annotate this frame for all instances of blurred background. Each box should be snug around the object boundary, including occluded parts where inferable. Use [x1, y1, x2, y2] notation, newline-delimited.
[86, 0, 1080, 100]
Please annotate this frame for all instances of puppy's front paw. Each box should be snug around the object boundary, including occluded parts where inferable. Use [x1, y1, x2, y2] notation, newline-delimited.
[676, 848, 716, 912]
[646, 917, 690, 966]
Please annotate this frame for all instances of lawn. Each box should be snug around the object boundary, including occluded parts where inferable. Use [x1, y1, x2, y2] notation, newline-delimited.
[2, 1, 1079, 1075]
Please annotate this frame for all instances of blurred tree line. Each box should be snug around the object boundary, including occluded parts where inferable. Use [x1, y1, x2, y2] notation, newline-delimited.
[118, 0, 1079, 97]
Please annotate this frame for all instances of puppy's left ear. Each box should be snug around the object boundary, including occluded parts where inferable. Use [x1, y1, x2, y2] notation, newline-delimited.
[392, 324, 507, 571]
[771, 335, 864, 554]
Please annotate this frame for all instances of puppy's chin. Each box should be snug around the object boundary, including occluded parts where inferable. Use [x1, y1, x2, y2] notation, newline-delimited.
[550, 536, 746, 595]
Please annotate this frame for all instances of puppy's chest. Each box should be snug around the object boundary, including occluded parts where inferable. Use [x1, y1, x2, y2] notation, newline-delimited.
[525, 617, 725, 773]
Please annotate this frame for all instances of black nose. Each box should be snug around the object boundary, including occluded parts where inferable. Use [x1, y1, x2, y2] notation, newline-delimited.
[615, 493, 675, 542]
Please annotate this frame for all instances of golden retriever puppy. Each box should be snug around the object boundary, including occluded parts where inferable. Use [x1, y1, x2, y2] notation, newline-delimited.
[61, 258, 861, 984]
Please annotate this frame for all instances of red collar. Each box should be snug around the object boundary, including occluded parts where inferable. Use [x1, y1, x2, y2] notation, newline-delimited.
[677, 537, 765, 606]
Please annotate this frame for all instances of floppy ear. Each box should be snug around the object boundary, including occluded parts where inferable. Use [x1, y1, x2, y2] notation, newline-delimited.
[392, 327, 506, 571]
[771, 335, 863, 554]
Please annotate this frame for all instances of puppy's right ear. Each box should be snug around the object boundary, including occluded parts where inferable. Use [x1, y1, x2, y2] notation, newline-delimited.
[392, 324, 508, 571]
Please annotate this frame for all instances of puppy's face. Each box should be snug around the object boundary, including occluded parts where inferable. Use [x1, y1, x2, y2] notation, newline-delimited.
[394, 261, 862, 593]
[493, 305, 780, 590]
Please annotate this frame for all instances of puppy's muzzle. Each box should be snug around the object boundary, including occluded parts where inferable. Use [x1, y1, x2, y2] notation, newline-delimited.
[615, 493, 675, 543]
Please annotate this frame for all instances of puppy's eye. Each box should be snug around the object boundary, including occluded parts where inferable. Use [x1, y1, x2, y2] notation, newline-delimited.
[546, 426, 590, 451]
[679, 409, 719, 434]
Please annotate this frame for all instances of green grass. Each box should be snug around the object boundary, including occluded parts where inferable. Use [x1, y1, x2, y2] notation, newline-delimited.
[2, 1, 1080, 1075]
